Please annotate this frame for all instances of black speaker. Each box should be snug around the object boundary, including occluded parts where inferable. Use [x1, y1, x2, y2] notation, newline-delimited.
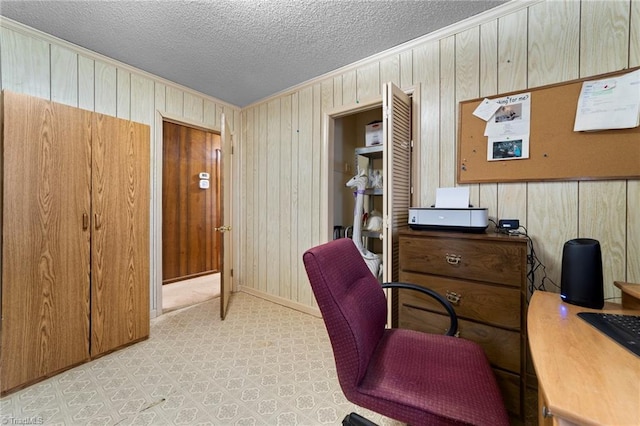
[560, 238, 604, 309]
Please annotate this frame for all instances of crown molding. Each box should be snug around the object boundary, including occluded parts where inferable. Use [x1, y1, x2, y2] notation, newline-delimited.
[1, 0, 543, 112]
[0, 16, 240, 111]
[244, 0, 544, 109]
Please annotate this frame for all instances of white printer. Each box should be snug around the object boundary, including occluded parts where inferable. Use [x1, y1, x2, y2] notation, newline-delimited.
[408, 207, 488, 233]
[409, 187, 488, 232]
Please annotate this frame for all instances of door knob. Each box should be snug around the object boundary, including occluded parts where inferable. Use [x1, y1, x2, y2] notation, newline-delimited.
[215, 225, 232, 232]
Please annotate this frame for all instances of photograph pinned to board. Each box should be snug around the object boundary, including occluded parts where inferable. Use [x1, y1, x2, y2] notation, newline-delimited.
[488, 136, 529, 161]
[573, 68, 640, 131]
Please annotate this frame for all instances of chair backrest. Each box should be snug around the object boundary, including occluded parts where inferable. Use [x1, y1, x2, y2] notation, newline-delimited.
[303, 238, 387, 395]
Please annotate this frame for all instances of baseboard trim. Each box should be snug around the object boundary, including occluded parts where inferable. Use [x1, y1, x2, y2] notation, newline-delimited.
[239, 287, 321, 318]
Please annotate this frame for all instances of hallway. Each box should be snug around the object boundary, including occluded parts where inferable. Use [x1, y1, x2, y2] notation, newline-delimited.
[162, 274, 220, 312]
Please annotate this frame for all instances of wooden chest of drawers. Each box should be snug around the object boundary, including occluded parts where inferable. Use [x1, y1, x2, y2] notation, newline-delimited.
[398, 229, 528, 420]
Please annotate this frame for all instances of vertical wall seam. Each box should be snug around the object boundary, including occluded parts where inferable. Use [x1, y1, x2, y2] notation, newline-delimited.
[453, 35, 458, 189]
[92, 60, 96, 112]
[625, 180, 628, 281]
[628, 0, 633, 68]
[48, 42, 52, 101]
[115, 67, 118, 117]
[76, 51, 80, 108]
[129, 72, 132, 121]
[525, 5, 530, 227]
[578, 0, 583, 77]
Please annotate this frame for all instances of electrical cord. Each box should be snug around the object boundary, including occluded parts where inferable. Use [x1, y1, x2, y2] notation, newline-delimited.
[518, 225, 561, 299]
[488, 220, 560, 300]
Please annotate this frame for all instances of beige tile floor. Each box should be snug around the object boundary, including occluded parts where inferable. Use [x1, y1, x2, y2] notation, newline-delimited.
[0, 292, 401, 426]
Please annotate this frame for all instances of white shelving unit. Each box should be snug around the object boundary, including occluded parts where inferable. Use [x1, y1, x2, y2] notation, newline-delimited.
[325, 82, 414, 292]
[355, 145, 384, 247]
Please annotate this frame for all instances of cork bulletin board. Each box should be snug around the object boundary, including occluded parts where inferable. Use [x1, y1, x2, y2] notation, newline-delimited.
[457, 67, 640, 184]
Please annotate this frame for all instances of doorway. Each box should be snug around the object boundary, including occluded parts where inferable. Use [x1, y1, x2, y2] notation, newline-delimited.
[162, 273, 220, 312]
[161, 120, 222, 311]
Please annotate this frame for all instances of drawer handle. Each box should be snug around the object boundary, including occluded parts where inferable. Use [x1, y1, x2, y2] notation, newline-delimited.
[445, 253, 461, 265]
[542, 405, 552, 419]
[446, 291, 461, 305]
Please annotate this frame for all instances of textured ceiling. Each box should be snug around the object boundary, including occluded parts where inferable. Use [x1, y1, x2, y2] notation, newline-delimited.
[1, 0, 508, 107]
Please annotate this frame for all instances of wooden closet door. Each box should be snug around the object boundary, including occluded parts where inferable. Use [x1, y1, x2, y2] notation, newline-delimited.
[90, 113, 150, 357]
[1, 92, 91, 394]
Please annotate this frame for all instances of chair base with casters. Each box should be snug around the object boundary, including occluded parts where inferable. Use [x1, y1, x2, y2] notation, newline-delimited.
[342, 412, 378, 426]
[303, 238, 509, 426]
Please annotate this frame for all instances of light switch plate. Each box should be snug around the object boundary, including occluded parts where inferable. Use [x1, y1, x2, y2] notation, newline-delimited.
[199, 179, 210, 189]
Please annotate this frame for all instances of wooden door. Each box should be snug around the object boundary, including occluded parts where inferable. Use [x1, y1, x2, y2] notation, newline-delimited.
[1, 92, 91, 394]
[382, 83, 411, 282]
[90, 113, 150, 357]
[220, 115, 233, 319]
[162, 121, 221, 283]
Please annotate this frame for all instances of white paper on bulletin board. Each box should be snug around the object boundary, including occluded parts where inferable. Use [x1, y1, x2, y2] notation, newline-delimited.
[573, 69, 640, 131]
[484, 92, 531, 137]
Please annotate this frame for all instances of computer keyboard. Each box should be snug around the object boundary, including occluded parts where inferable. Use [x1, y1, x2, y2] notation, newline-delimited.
[577, 312, 640, 357]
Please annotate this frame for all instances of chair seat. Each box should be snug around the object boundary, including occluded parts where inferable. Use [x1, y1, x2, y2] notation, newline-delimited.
[357, 329, 509, 426]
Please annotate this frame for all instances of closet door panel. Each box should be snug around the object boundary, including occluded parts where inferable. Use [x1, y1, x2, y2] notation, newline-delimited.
[1, 91, 91, 393]
[91, 113, 149, 357]
[383, 83, 411, 284]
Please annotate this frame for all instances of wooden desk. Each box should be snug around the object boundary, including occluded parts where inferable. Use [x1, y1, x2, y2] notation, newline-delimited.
[615, 281, 640, 310]
[528, 291, 640, 426]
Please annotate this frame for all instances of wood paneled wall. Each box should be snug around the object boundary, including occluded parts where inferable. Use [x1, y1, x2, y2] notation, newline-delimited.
[239, 0, 640, 311]
[0, 18, 240, 317]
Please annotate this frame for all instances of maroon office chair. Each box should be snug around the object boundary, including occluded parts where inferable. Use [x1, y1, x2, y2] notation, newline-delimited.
[303, 238, 509, 426]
